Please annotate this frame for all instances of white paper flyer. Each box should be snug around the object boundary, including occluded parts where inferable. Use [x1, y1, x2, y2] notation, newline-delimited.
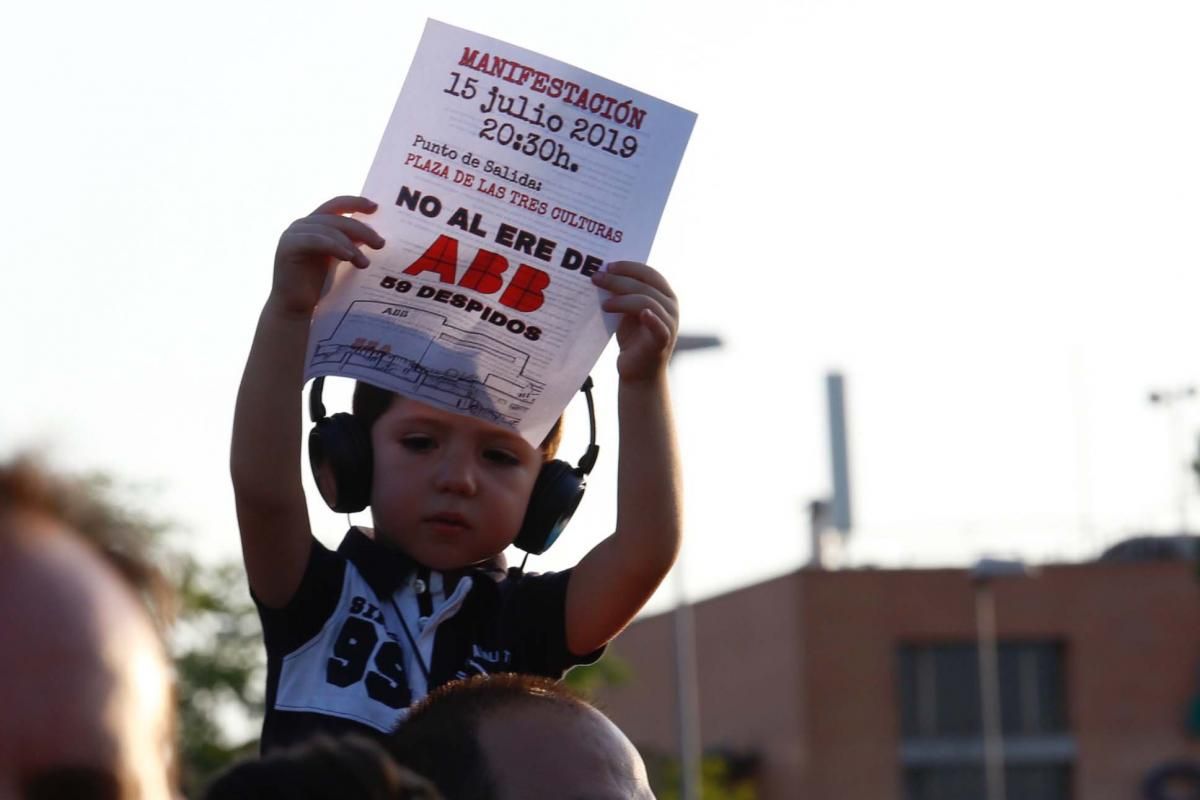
[303, 19, 696, 444]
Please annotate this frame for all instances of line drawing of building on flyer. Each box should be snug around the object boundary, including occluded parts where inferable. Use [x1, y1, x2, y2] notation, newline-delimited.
[309, 300, 544, 427]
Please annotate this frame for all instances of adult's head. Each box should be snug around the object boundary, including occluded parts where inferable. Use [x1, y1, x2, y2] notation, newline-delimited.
[0, 456, 178, 800]
[204, 733, 442, 800]
[388, 674, 653, 800]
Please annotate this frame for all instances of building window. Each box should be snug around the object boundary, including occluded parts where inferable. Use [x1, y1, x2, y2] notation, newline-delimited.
[904, 764, 1072, 800]
[899, 642, 1068, 737]
[896, 641, 1074, 800]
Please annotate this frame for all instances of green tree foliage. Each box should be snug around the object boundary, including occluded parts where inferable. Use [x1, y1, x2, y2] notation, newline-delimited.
[644, 751, 760, 800]
[172, 557, 264, 795]
[562, 651, 633, 699]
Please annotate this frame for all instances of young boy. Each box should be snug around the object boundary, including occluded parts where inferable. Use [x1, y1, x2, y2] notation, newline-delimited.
[232, 195, 681, 751]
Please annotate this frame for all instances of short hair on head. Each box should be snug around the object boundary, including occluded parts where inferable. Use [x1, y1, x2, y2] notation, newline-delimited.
[386, 674, 592, 800]
[0, 454, 176, 631]
[352, 382, 564, 461]
[204, 733, 443, 800]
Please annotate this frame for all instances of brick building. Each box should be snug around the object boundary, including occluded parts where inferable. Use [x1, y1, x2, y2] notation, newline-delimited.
[595, 550, 1200, 799]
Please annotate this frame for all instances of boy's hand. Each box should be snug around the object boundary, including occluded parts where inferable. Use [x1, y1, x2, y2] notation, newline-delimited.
[592, 261, 679, 382]
[270, 195, 385, 316]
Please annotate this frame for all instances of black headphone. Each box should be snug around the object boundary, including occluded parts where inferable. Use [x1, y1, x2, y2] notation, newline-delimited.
[307, 377, 599, 556]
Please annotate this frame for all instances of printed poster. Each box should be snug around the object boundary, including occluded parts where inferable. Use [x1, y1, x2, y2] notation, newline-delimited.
[304, 19, 696, 444]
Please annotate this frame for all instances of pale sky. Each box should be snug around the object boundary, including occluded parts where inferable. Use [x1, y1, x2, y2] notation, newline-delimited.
[3, 0, 1199, 612]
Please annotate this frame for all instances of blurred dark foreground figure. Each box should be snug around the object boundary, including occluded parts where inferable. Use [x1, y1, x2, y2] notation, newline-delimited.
[0, 456, 179, 800]
[388, 674, 654, 800]
[203, 734, 442, 800]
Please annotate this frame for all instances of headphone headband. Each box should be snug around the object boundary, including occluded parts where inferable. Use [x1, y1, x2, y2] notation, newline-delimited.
[309, 375, 329, 424]
[574, 376, 600, 476]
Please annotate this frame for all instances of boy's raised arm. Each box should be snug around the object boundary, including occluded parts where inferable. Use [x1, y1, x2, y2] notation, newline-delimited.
[565, 262, 683, 656]
[231, 196, 384, 608]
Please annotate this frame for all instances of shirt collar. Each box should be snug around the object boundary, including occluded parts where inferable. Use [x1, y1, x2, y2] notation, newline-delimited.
[336, 527, 507, 597]
[337, 527, 418, 598]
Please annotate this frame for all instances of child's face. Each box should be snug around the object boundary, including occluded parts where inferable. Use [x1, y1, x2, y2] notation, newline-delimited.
[368, 396, 543, 569]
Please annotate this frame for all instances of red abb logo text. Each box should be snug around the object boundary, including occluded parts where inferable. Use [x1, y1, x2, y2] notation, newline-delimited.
[402, 234, 549, 313]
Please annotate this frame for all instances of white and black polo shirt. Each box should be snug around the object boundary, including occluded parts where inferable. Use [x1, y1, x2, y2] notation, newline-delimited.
[254, 527, 602, 752]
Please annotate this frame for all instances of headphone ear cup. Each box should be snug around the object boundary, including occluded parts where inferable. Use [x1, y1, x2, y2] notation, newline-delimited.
[514, 459, 586, 555]
[308, 412, 373, 514]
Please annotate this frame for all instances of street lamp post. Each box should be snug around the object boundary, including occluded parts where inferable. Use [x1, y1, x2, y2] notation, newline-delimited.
[970, 558, 1033, 800]
[669, 334, 722, 800]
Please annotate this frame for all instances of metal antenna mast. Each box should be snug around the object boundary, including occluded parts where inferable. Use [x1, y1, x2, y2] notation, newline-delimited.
[809, 372, 854, 568]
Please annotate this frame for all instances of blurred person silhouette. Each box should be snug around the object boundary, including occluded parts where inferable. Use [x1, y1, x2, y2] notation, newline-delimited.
[0, 456, 179, 800]
[387, 674, 654, 800]
[203, 734, 442, 800]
